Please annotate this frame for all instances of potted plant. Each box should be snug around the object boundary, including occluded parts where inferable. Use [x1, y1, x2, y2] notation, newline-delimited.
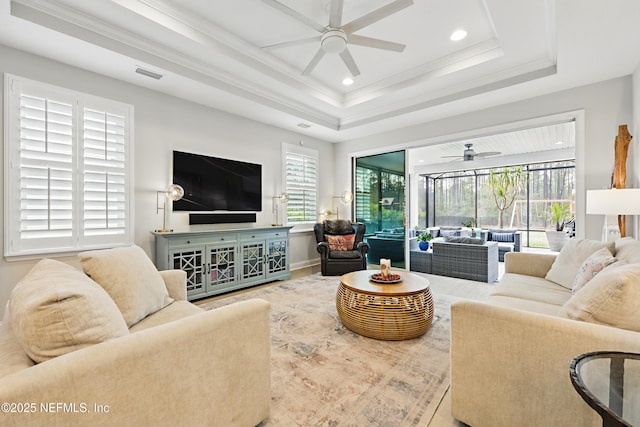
[545, 202, 572, 251]
[417, 232, 433, 251]
[486, 166, 524, 229]
[461, 217, 478, 237]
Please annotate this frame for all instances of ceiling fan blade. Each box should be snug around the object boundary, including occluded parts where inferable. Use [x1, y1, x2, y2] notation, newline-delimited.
[339, 48, 361, 76]
[302, 48, 326, 76]
[262, 36, 321, 50]
[329, 0, 344, 28]
[441, 155, 463, 158]
[262, 0, 326, 33]
[347, 34, 405, 52]
[475, 152, 502, 157]
[342, 0, 413, 33]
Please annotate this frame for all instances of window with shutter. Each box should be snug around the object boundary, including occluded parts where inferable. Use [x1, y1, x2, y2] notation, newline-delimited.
[283, 144, 318, 224]
[4, 74, 133, 257]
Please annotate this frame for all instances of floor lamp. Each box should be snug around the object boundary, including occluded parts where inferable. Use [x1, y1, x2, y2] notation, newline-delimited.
[156, 184, 184, 232]
[586, 188, 640, 242]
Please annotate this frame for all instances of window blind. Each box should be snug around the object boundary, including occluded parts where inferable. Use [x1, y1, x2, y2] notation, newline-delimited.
[285, 151, 317, 223]
[5, 75, 133, 257]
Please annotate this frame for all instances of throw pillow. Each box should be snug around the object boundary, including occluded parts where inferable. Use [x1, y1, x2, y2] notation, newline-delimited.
[440, 230, 458, 237]
[491, 232, 514, 242]
[614, 237, 640, 264]
[545, 238, 615, 290]
[444, 236, 484, 245]
[10, 259, 129, 363]
[326, 234, 356, 251]
[79, 245, 174, 327]
[571, 247, 617, 293]
[323, 220, 353, 235]
[559, 263, 640, 332]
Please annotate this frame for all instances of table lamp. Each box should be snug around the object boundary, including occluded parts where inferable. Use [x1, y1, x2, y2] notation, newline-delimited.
[332, 190, 354, 219]
[272, 192, 289, 226]
[586, 188, 640, 242]
[156, 184, 184, 232]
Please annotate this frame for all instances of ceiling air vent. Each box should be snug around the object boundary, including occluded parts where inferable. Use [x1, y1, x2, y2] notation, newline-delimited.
[135, 67, 163, 80]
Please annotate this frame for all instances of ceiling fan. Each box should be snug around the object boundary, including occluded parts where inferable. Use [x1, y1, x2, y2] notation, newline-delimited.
[261, 0, 413, 76]
[442, 143, 502, 161]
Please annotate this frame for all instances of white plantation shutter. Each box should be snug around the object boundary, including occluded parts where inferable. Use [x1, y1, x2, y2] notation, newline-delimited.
[18, 95, 74, 246]
[5, 75, 133, 257]
[284, 147, 318, 224]
[81, 109, 127, 240]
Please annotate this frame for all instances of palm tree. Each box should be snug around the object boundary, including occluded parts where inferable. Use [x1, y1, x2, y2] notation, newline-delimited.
[486, 166, 524, 228]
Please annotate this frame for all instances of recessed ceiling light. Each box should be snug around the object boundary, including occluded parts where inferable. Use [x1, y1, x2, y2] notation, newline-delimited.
[450, 30, 467, 41]
[297, 123, 311, 129]
[342, 77, 354, 86]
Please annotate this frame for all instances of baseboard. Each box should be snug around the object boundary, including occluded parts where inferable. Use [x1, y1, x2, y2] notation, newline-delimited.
[290, 260, 320, 271]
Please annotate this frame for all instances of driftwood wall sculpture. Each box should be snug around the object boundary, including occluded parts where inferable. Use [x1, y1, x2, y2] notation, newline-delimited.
[611, 124, 632, 237]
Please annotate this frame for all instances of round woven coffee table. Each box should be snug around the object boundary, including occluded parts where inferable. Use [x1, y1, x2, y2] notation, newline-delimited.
[336, 270, 434, 340]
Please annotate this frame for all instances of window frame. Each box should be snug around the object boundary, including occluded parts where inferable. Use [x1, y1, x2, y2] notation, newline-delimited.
[282, 143, 318, 226]
[4, 74, 134, 259]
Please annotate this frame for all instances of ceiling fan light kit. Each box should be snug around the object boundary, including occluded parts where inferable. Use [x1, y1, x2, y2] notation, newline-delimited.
[442, 143, 502, 162]
[321, 29, 347, 54]
[262, 0, 413, 77]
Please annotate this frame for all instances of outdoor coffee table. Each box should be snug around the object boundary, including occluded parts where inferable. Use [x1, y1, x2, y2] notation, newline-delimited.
[336, 270, 434, 340]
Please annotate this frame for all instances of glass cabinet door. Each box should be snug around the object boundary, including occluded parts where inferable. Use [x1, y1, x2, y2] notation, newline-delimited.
[206, 244, 236, 292]
[169, 247, 205, 298]
[267, 238, 288, 276]
[240, 241, 265, 281]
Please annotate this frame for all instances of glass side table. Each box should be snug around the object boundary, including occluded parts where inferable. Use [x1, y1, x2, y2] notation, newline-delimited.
[570, 352, 640, 427]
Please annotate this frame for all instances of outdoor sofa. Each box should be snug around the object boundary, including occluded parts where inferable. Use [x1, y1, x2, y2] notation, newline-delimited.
[485, 229, 522, 261]
[432, 237, 499, 282]
[365, 228, 405, 264]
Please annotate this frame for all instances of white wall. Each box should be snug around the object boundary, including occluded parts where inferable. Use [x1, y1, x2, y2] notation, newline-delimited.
[0, 44, 334, 313]
[335, 76, 634, 241]
[631, 65, 640, 236]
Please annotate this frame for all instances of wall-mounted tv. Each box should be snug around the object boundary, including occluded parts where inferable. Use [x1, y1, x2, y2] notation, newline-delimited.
[172, 150, 262, 212]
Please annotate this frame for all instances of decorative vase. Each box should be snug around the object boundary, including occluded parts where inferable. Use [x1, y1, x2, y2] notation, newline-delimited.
[418, 241, 429, 251]
[545, 230, 569, 252]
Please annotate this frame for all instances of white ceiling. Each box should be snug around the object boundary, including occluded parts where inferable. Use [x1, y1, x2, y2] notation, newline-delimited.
[1, 0, 639, 143]
[409, 120, 575, 171]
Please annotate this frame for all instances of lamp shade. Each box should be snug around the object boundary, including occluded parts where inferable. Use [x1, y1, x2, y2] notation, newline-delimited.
[166, 184, 184, 201]
[586, 189, 640, 215]
[340, 190, 354, 204]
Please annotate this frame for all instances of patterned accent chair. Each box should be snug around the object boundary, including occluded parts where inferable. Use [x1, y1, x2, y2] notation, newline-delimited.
[314, 220, 369, 276]
[486, 229, 522, 261]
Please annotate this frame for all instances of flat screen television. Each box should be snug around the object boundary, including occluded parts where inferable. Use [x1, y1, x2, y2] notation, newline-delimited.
[172, 150, 262, 212]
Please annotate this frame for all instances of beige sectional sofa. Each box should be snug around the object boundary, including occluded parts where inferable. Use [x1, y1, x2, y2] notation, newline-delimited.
[0, 245, 271, 427]
[451, 237, 640, 427]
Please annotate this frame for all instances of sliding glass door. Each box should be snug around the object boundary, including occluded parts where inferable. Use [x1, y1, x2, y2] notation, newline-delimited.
[355, 151, 406, 267]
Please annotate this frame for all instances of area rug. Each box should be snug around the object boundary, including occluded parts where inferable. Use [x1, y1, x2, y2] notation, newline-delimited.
[199, 273, 458, 427]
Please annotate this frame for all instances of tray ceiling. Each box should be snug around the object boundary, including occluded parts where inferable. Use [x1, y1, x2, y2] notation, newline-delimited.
[1, 0, 639, 142]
